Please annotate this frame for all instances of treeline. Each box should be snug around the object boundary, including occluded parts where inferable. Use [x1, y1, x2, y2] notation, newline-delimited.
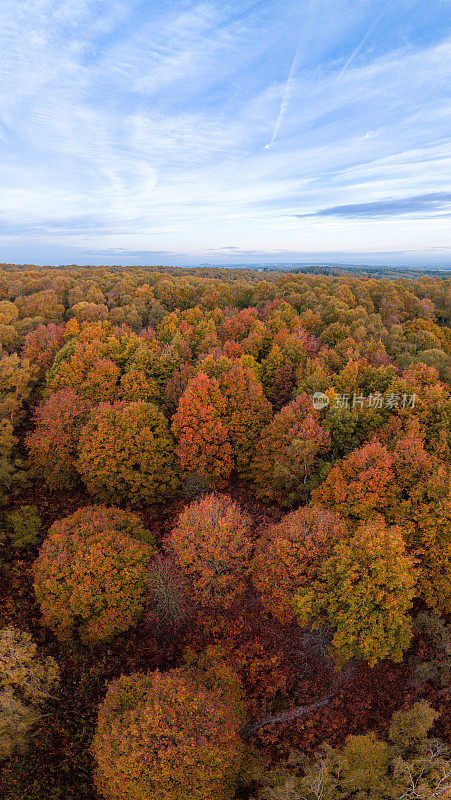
[0, 265, 450, 800]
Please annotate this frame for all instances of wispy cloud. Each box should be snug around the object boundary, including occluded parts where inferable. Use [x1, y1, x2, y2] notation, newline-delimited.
[0, 0, 450, 266]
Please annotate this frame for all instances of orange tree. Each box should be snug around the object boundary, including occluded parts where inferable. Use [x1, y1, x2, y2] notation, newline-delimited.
[46, 337, 121, 402]
[171, 372, 233, 487]
[387, 363, 451, 460]
[121, 339, 191, 406]
[312, 440, 396, 524]
[78, 401, 179, 506]
[250, 392, 330, 506]
[167, 493, 253, 609]
[92, 666, 244, 800]
[198, 354, 272, 477]
[252, 505, 348, 623]
[45, 320, 141, 402]
[219, 360, 272, 477]
[33, 506, 154, 644]
[293, 516, 417, 667]
[26, 389, 91, 491]
[314, 435, 451, 613]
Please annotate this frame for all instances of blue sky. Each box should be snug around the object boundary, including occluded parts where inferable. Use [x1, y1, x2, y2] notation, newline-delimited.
[0, 0, 450, 267]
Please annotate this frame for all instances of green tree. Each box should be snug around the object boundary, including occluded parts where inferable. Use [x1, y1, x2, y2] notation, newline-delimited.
[250, 703, 450, 800]
[293, 516, 417, 667]
[4, 504, 41, 549]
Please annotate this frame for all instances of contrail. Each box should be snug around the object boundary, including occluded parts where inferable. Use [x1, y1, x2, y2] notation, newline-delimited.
[264, 37, 304, 149]
[264, 4, 387, 149]
[264, 1, 314, 150]
[337, 8, 386, 80]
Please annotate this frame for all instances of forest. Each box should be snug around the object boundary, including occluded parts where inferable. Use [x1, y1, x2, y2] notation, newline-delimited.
[0, 263, 450, 800]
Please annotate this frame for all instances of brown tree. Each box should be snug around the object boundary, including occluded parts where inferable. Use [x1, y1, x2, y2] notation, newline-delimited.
[0, 626, 59, 760]
[251, 393, 330, 506]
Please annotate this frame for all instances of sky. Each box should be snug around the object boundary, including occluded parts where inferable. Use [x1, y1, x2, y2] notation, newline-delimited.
[0, 0, 450, 268]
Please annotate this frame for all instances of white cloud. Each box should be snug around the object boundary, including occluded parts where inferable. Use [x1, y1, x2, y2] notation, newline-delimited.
[0, 0, 449, 264]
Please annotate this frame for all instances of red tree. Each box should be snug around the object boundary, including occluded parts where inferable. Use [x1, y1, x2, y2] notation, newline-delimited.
[219, 360, 272, 477]
[26, 389, 91, 491]
[167, 493, 253, 609]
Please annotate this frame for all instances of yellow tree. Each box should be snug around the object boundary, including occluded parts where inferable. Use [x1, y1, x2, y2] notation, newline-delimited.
[0, 626, 59, 760]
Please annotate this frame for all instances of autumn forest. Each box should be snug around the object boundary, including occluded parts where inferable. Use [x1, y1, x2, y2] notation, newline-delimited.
[0, 263, 450, 800]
